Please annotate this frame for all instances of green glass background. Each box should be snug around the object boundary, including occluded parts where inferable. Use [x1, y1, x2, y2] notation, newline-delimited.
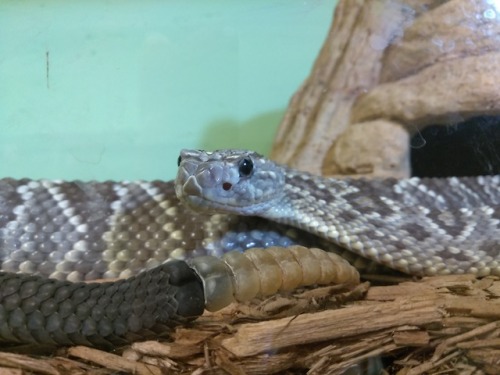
[1, 0, 337, 180]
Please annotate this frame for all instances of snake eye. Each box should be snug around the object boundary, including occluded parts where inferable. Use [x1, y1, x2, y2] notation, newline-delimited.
[177, 155, 182, 167]
[238, 158, 253, 177]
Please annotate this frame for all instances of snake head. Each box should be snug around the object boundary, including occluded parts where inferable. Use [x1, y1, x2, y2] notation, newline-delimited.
[175, 149, 286, 216]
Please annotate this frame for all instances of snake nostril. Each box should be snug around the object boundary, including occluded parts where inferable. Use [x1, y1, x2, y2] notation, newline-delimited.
[222, 182, 232, 191]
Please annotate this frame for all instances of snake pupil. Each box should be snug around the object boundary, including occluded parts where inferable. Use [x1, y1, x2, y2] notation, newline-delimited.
[177, 155, 182, 167]
[239, 158, 253, 176]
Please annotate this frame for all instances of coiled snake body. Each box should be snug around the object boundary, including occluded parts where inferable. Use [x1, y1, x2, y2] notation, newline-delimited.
[0, 149, 499, 347]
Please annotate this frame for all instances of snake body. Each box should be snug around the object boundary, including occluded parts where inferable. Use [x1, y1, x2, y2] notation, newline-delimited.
[0, 260, 204, 347]
[1, 149, 499, 347]
[177, 149, 500, 277]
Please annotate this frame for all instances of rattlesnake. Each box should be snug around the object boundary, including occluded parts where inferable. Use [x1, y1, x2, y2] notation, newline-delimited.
[0, 149, 498, 347]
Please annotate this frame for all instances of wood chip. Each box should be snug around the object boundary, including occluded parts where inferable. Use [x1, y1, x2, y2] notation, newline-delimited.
[68, 346, 162, 375]
[2, 275, 499, 374]
[221, 299, 442, 357]
[0, 352, 59, 375]
[0, 367, 23, 375]
[131, 340, 202, 359]
[393, 330, 430, 347]
[457, 338, 500, 349]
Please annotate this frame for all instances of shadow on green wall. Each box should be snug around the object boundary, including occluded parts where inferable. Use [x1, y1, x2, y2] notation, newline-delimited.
[198, 109, 284, 156]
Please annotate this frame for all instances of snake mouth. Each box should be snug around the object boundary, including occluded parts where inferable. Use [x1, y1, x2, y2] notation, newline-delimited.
[181, 194, 246, 214]
[175, 160, 259, 215]
[176, 177, 280, 217]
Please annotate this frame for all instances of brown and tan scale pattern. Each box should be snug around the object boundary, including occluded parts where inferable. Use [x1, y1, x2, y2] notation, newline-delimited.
[280, 172, 500, 276]
[176, 149, 500, 277]
[0, 178, 361, 282]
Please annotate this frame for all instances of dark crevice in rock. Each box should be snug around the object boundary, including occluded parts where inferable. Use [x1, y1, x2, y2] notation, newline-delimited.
[410, 116, 500, 177]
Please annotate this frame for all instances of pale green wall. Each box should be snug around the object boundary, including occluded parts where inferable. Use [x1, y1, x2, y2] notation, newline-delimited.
[0, 0, 337, 180]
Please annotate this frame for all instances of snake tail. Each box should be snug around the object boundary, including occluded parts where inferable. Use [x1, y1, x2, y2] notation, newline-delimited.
[190, 245, 360, 311]
[0, 246, 357, 347]
[0, 260, 204, 348]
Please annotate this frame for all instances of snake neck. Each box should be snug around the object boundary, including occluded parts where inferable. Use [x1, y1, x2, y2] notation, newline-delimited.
[258, 195, 298, 222]
[257, 171, 315, 225]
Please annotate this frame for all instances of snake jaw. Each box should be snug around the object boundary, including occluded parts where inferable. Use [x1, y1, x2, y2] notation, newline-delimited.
[175, 149, 287, 216]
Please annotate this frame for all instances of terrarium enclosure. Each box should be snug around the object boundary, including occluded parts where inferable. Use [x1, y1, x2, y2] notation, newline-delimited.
[1, 1, 500, 374]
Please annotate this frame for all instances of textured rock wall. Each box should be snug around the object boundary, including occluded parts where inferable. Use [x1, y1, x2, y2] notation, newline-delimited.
[272, 0, 500, 178]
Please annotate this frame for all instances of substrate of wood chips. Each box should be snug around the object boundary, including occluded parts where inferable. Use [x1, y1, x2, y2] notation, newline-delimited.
[0, 274, 499, 374]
